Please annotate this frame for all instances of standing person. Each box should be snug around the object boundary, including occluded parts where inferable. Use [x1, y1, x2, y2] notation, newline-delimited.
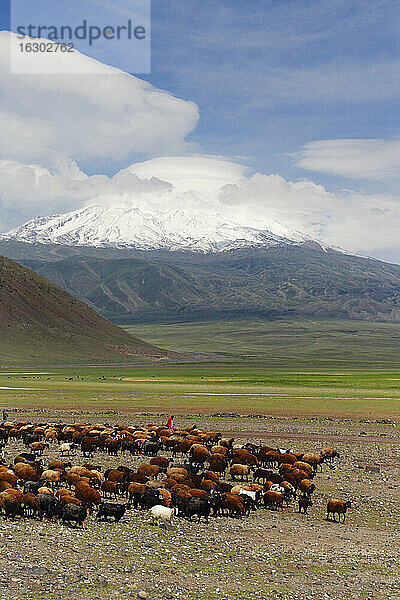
[166, 415, 174, 429]
[2, 409, 8, 423]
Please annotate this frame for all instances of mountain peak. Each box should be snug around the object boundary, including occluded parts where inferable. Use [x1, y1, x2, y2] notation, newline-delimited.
[1, 204, 315, 253]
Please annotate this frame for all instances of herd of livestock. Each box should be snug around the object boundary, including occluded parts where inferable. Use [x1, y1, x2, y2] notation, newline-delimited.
[0, 420, 351, 528]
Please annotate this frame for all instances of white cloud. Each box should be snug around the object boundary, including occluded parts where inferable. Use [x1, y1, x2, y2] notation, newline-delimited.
[127, 156, 247, 196]
[218, 172, 400, 257]
[297, 136, 400, 180]
[0, 158, 171, 231]
[0, 31, 199, 168]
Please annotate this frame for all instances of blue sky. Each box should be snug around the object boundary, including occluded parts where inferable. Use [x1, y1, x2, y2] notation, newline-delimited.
[2, 0, 399, 189]
[144, 0, 400, 191]
[0, 1, 399, 260]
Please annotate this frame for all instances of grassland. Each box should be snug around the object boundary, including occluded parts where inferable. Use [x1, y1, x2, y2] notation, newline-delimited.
[0, 318, 399, 418]
[0, 363, 400, 419]
[125, 318, 400, 368]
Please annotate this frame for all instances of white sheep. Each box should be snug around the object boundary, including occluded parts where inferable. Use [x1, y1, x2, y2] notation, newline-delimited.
[270, 484, 285, 494]
[59, 443, 74, 456]
[149, 505, 177, 525]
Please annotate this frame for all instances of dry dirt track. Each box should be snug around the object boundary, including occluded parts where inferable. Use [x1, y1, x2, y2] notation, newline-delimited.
[0, 411, 399, 600]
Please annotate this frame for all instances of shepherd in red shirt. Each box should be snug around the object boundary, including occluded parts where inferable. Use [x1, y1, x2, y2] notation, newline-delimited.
[166, 415, 174, 429]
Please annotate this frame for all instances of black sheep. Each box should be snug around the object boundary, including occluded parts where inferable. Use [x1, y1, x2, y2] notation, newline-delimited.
[96, 502, 127, 522]
[62, 504, 88, 527]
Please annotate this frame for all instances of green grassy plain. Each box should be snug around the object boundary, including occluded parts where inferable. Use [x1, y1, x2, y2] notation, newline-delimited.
[126, 318, 400, 368]
[0, 363, 400, 418]
[0, 319, 399, 419]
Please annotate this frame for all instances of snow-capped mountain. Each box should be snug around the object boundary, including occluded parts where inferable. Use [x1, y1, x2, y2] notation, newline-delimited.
[1, 204, 315, 253]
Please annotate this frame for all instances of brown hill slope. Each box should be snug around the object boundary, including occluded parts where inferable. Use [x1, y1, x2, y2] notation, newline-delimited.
[0, 255, 169, 365]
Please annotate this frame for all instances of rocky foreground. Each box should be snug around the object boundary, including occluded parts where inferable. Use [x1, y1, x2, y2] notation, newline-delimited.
[0, 411, 399, 600]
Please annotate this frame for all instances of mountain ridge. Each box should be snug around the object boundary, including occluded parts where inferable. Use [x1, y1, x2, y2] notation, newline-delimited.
[0, 253, 173, 364]
[1, 204, 319, 253]
[0, 241, 398, 325]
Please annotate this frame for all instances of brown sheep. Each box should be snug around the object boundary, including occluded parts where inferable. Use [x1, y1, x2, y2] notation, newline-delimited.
[0, 481, 13, 492]
[292, 469, 312, 486]
[30, 442, 49, 455]
[298, 496, 312, 514]
[231, 449, 258, 467]
[302, 453, 323, 472]
[293, 461, 313, 478]
[211, 445, 228, 456]
[219, 438, 234, 448]
[40, 469, 63, 488]
[263, 490, 284, 511]
[321, 448, 339, 462]
[137, 464, 160, 480]
[166, 467, 188, 479]
[75, 483, 102, 509]
[158, 488, 172, 506]
[299, 479, 316, 498]
[13, 463, 38, 482]
[327, 499, 351, 523]
[229, 464, 249, 481]
[203, 471, 219, 485]
[189, 444, 210, 465]
[0, 470, 18, 486]
[149, 457, 170, 472]
[188, 489, 208, 499]
[48, 460, 71, 471]
[208, 454, 227, 475]
[128, 482, 147, 502]
[220, 493, 245, 517]
[199, 480, 217, 492]
[22, 493, 40, 516]
[105, 469, 125, 483]
[101, 481, 119, 498]
[59, 494, 81, 506]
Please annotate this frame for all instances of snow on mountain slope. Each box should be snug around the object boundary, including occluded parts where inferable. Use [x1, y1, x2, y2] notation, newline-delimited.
[1, 204, 314, 252]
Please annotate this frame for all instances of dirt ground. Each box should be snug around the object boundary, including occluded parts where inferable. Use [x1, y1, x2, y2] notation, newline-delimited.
[0, 410, 399, 600]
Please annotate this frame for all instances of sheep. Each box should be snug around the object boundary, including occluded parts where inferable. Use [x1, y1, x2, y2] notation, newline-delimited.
[101, 481, 119, 499]
[229, 464, 249, 481]
[59, 443, 75, 456]
[302, 453, 323, 472]
[61, 504, 88, 527]
[177, 497, 211, 522]
[298, 496, 312, 514]
[253, 468, 282, 484]
[208, 454, 227, 475]
[293, 461, 314, 478]
[219, 493, 245, 517]
[299, 479, 316, 498]
[321, 448, 339, 462]
[137, 464, 160, 480]
[97, 502, 127, 522]
[263, 491, 284, 511]
[327, 499, 352, 523]
[40, 469, 63, 488]
[127, 483, 147, 508]
[30, 442, 49, 455]
[22, 492, 41, 517]
[13, 463, 38, 482]
[166, 467, 188, 480]
[149, 457, 170, 472]
[48, 460, 71, 471]
[75, 483, 102, 510]
[231, 449, 258, 467]
[149, 504, 177, 525]
[189, 444, 210, 466]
